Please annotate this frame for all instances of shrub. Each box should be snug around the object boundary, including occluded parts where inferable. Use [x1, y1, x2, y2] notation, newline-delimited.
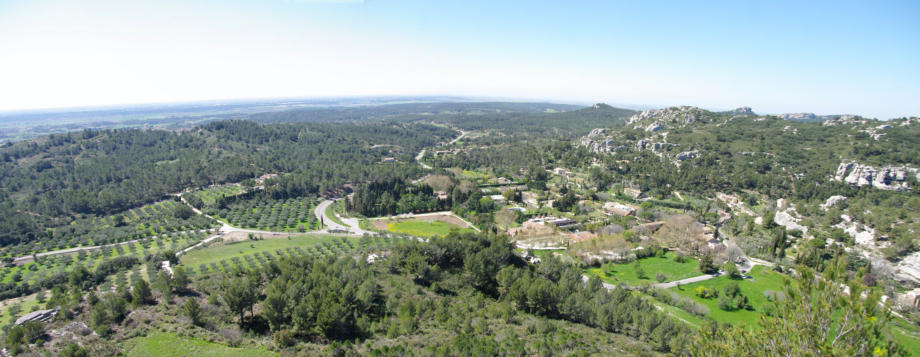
[695, 286, 718, 299]
[722, 262, 742, 279]
[655, 272, 667, 283]
[699, 254, 717, 274]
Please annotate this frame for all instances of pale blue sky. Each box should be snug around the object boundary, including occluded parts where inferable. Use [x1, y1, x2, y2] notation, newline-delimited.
[0, 0, 917, 118]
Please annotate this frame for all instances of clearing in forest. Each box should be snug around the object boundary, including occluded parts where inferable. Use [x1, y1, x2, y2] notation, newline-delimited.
[124, 332, 276, 357]
[373, 213, 475, 237]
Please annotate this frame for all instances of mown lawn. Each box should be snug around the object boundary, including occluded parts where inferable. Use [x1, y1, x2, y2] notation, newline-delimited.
[124, 332, 276, 357]
[668, 265, 789, 327]
[386, 219, 473, 237]
[584, 252, 700, 285]
[180, 235, 340, 267]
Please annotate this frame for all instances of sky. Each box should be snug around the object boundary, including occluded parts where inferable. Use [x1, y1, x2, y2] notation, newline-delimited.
[0, 0, 918, 118]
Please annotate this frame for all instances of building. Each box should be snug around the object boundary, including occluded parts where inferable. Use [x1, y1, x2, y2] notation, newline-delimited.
[489, 194, 506, 203]
[604, 202, 637, 216]
[546, 218, 578, 228]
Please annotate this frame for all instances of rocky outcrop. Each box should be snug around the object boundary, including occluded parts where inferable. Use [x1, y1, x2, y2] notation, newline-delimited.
[774, 208, 808, 234]
[645, 122, 663, 132]
[833, 161, 919, 191]
[635, 139, 676, 151]
[896, 251, 920, 285]
[732, 107, 754, 115]
[835, 214, 875, 246]
[822, 115, 866, 126]
[15, 308, 58, 326]
[778, 113, 818, 121]
[628, 106, 703, 126]
[676, 151, 698, 161]
[820, 195, 847, 210]
[580, 129, 628, 154]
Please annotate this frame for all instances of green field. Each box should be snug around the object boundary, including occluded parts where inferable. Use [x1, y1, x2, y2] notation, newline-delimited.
[668, 265, 788, 326]
[124, 332, 275, 357]
[0, 293, 43, 326]
[889, 319, 920, 355]
[584, 252, 700, 285]
[190, 184, 246, 207]
[386, 219, 474, 237]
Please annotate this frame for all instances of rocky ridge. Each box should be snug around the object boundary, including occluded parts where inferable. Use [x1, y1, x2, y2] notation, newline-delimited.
[833, 161, 920, 191]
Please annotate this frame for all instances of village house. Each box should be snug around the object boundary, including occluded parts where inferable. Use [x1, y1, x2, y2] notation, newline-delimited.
[604, 202, 637, 216]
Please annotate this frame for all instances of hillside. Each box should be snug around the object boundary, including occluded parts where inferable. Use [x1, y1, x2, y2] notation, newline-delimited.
[0, 102, 916, 356]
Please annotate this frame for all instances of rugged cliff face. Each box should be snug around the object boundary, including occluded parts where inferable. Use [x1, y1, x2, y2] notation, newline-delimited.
[833, 161, 920, 191]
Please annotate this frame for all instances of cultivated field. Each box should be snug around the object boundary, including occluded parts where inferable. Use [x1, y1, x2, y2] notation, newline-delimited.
[214, 196, 319, 232]
[372, 213, 474, 237]
[180, 234, 397, 276]
[189, 184, 246, 207]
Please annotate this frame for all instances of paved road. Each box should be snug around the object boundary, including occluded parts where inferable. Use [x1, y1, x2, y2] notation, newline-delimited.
[652, 274, 716, 289]
[415, 149, 432, 169]
[414, 129, 465, 170]
[314, 199, 368, 235]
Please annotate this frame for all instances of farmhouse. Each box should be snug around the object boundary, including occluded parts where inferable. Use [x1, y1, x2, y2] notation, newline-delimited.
[604, 202, 637, 216]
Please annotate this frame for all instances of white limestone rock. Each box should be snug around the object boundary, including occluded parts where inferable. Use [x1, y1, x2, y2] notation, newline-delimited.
[833, 161, 919, 191]
[774, 209, 808, 234]
[820, 195, 847, 210]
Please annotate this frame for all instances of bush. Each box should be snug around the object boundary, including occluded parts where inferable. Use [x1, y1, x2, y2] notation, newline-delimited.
[273, 329, 295, 347]
[634, 262, 647, 279]
[699, 254, 717, 274]
[695, 286, 718, 299]
[655, 272, 667, 283]
[722, 262, 742, 279]
[717, 282, 751, 311]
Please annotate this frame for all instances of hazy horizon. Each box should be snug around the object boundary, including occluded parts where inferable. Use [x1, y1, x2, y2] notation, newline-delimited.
[1, 0, 918, 118]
